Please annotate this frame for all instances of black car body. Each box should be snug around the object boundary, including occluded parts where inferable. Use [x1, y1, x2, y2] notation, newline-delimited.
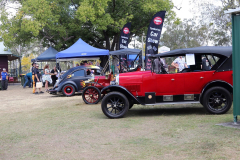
[48, 65, 101, 96]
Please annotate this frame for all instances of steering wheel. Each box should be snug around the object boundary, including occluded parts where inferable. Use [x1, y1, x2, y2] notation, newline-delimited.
[181, 68, 192, 73]
[160, 66, 168, 74]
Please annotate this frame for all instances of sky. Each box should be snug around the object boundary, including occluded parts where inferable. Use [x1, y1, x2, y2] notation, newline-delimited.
[172, 0, 194, 20]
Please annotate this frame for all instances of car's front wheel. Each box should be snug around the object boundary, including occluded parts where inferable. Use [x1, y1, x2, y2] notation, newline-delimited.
[62, 84, 75, 96]
[101, 92, 129, 118]
[82, 86, 101, 104]
[203, 86, 232, 114]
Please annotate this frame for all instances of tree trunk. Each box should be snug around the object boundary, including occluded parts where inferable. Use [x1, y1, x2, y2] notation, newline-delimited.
[104, 31, 110, 50]
[110, 34, 118, 51]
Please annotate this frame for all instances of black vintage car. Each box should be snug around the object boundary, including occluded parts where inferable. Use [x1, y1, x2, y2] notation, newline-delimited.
[48, 65, 101, 96]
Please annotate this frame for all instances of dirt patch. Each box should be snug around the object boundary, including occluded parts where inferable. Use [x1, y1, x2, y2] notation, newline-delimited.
[0, 85, 83, 114]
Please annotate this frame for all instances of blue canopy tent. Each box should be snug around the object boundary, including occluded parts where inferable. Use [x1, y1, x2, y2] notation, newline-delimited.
[56, 38, 109, 59]
[32, 46, 58, 62]
[56, 38, 109, 68]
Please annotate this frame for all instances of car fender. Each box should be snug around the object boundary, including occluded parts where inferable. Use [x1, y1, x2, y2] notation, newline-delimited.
[58, 81, 78, 92]
[200, 80, 233, 102]
[101, 85, 143, 105]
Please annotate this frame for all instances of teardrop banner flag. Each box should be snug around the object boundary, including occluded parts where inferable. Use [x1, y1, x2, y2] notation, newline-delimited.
[118, 22, 131, 72]
[145, 11, 166, 70]
[119, 22, 131, 50]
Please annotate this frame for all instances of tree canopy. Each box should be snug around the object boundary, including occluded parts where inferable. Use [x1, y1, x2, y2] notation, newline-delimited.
[0, 0, 175, 54]
[160, 19, 209, 50]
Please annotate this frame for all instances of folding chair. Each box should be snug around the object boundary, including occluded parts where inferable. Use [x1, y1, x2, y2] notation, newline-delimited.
[8, 77, 14, 85]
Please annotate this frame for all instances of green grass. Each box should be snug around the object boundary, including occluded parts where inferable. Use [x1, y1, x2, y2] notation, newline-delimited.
[1, 101, 240, 160]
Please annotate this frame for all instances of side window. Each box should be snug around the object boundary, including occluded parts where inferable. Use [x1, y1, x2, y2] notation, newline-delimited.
[206, 55, 219, 66]
[165, 56, 186, 73]
[86, 69, 92, 76]
[202, 55, 221, 71]
[72, 70, 85, 77]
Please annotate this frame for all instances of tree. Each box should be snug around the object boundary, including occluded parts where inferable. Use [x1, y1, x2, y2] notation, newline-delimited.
[0, 0, 176, 53]
[160, 19, 209, 50]
[189, 0, 240, 46]
[21, 53, 35, 73]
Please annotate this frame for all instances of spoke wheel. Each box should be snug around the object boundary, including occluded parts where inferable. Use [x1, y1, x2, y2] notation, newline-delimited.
[203, 87, 232, 114]
[101, 92, 129, 118]
[62, 84, 75, 96]
[82, 86, 101, 104]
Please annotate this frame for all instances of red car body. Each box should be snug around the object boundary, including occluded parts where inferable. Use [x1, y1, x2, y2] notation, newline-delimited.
[99, 46, 233, 118]
[118, 70, 232, 98]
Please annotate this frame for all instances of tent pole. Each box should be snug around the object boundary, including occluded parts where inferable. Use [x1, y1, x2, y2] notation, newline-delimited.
[142, 33, 145, 70]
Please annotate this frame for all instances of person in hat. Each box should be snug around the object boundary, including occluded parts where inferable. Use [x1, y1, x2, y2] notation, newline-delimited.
[1, 68, 8, 90]
[32, 62, 36, 93]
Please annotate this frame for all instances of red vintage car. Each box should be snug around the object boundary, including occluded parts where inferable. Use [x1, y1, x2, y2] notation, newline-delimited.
[99, 46, 233, 118]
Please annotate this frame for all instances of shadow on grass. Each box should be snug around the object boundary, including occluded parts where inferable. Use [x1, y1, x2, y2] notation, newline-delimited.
[127, 107, 207, 117]
[48, 92, 82, 97]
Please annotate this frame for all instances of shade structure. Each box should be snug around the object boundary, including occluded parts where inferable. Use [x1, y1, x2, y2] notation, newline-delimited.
[129, 54, 139, 60]
[35, 46, 58, 62]
[0, 42, 20, 61]
[110, 48, 141, 55]
[56, 38, 109, 59]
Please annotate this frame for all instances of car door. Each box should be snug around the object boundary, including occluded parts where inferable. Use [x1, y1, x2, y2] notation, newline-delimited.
[70, 69, 88, 91]
[154, 73, 177, 95]
[183, 72, 205, 94]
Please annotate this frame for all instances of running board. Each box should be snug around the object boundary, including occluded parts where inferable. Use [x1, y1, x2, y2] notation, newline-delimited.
[145, 101, 200, 106]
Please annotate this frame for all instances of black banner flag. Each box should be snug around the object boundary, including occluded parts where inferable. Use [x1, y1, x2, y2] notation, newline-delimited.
[145, 11, 166, 70]
[118, 22, 131, 71]
[119, 22, 131, 50]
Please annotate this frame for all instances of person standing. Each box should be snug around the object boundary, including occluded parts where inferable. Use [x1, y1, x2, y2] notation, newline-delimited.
[42, 64, 52, 92]
[50, 66, 58, 86]
[23, 72, 32, 88]
[171, 56, 188, 72]
[202, 57, 212, 71]
[1, 68, 8, 90]
[32, 62, 36, 93]
[34, 64, 44, 94]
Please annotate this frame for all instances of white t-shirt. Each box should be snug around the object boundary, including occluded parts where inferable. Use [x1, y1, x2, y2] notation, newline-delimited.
[173, 57, 186, 71]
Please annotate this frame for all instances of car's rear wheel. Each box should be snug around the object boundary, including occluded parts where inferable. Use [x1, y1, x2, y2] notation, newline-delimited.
[62, 84, 75, 96]
[101, 92, 129, 118]
[82, 86, 101, 104]
[203, 86, 232, 114]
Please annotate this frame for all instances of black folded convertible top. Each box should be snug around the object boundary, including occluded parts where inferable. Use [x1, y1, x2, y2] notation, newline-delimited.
[149, 46, 232, 58]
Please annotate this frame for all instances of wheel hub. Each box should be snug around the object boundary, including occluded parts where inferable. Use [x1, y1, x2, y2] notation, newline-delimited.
[113, 103, 117, 108]
[214, 98, 222, 105]
[66, 88, 71, 93]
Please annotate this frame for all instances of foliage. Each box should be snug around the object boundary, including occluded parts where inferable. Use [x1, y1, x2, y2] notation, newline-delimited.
[160, 19, 209, 50]
[21, 53, 35, 72]
[189, 0, 240, 46]
[0, 0, 176, 52]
